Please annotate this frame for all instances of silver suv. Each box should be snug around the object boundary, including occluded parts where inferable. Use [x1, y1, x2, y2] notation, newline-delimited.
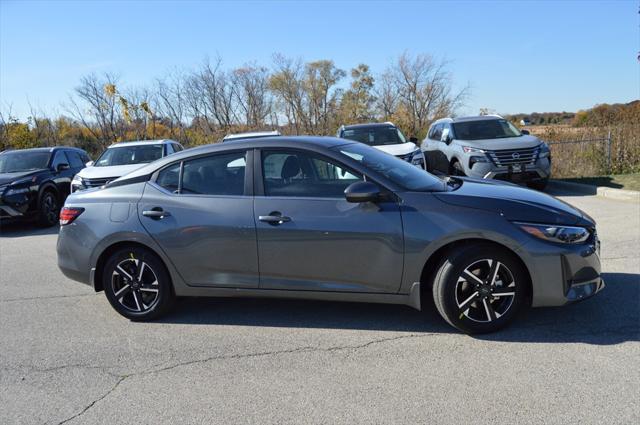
[421, 116, 551, 190]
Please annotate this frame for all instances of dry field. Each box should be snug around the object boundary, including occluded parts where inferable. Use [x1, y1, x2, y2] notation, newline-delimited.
[527, 124, 640, 178]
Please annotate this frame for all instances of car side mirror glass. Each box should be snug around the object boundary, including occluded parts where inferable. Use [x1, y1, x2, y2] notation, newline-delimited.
[56, 163, 70, 172]
[86, 160, 94, 167]
[344, 181, 380, 203]
[521, 129, 530, 135]
[440, 128, 451, 144]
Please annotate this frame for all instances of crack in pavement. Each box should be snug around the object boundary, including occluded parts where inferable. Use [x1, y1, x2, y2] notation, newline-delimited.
[53, 332, 434, 424]
[57, 376, 127, 425]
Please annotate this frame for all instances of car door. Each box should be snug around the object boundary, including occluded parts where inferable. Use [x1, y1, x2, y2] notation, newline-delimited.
[254, 148, 404, 293]
[428, 124, 452, 174]
[50, 151, 75, 200]
[138, 150, 259, 288]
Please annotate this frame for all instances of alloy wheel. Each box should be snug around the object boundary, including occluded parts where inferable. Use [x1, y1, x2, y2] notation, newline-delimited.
[454, 259, 516, 323]
[111, 258, 160, 312]
[42, 193, 58, 224]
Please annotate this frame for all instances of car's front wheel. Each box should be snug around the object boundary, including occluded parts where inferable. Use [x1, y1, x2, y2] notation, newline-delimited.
[38, 190, 60, 227]
[431, 243, 528, 334]
[102, 247, 175, 321]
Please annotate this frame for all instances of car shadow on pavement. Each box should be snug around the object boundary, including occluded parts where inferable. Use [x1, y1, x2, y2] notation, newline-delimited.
[159, 272, 638, 345]
[0, 221, 59, 237]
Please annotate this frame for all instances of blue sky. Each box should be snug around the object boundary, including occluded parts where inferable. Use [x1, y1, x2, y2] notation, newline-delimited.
[1, 0, 638, 119]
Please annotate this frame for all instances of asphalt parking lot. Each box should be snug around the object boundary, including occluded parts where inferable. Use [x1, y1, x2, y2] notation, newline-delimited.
[1, 188, 638, 425]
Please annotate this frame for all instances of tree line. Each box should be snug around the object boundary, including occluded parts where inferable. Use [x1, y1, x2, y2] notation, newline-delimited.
[0, 52, 468, 156]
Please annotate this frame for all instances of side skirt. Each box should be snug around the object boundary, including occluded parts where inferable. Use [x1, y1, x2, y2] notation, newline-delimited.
[172, 282, 423, 311]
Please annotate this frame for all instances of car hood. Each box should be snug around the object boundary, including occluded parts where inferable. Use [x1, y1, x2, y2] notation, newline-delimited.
[457, 134, 542, 150]
[76, 164, 146, 179]
[373, 142, 418, 156]
[434, 177, 594, 227]
[0, 169, 46, 186]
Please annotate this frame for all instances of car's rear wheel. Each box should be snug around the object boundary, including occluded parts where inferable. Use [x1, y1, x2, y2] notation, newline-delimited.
[38, 190, 59, 227]
[431, 243, 527, 334]
[102, 247, 175, 321]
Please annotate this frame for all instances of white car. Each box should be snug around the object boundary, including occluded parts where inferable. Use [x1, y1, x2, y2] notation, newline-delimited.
[336, 122, 425, 169]
[71, 139, 183, 192]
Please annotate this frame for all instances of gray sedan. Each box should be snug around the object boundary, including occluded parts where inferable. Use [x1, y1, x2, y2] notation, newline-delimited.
[57, 136, 603, 333]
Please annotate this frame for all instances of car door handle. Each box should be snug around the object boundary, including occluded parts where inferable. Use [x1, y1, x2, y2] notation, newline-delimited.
[143, 208, 171, 219]
[259, 214, 291, 225]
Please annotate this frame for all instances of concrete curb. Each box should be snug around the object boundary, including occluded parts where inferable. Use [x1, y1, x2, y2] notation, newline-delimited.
[548, 180, 640, 202]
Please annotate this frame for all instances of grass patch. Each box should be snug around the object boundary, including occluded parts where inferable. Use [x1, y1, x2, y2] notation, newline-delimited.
[560, 173, 640, 191]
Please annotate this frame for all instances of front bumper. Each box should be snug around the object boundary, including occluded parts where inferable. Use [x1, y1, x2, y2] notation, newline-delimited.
[525, 230, 604, 307]
[467, 157, 551, 183]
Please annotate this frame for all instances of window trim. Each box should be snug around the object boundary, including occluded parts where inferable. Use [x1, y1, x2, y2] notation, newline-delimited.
[256, 147, 370, 200]
[150, 149, 252, 198]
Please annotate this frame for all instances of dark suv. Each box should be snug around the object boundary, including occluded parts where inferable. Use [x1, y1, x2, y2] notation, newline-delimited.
[0, 147, 90, 226]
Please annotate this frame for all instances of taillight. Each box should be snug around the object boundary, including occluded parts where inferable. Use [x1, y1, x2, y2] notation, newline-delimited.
[59, 207, 84, 225]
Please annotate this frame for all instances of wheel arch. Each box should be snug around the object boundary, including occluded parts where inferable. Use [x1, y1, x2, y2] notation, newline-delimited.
[93, 240, 172, 293]
[38, 181, 60, 205]
[419, 238, 533, 306]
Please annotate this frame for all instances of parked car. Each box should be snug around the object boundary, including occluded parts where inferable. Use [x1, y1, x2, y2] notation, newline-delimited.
[71, 139, 183, 192]
[57, 136, 603, 334]
[223, 131, 281, 142]
[0, 147, 90, 226]
[421, 115, 551, 190]
[336, 122, 425, 169]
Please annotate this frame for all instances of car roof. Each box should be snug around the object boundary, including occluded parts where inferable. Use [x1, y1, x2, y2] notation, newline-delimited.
[433, 115, 505, 125]
[107, 139, 178, 148]
[222, 131, 281, 141]
[117, 136, 354, 181]
[0, 146, 86, 154]
[341, 122, 396, 130]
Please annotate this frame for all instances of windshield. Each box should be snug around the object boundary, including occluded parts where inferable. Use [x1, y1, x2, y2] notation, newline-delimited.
[335, 143, 444, 192]
[0, 151, 51, 173]
[341, 126, 408, 146]
[95, 144, 163, 167]
[452, 119, 522, 141]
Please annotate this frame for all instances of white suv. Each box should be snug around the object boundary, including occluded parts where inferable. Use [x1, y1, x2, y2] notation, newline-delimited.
[71, 139, 183, 192]
[421, 116, 551, 190]
[336, 122, 425, 169]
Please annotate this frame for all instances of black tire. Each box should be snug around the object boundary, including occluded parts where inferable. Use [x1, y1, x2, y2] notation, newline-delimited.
[527, 178, 548, 191]
[38, 190, 60, 227]
[431, 243, 528, 334]
[451, 160, 466, 176]
[102, 247, 175, 321]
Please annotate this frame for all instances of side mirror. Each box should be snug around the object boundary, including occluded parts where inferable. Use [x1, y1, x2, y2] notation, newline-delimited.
[409, 136, 419, 143]
[521, 129, 530, 135]
[85, 160, 94, 167]
[344, 181, 380, 203]
[56, 163, 70, 172]
[440, 128, 452, 144]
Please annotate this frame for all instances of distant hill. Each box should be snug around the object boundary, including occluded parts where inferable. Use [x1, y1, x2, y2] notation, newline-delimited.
[505, 101, 639, 126]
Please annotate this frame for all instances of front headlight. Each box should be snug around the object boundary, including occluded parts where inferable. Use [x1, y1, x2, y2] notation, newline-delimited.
[515, 222, 590, 244]
[5, 186, 29, 196]
[462, 146, 486, 154]
[538, 143, 550, 158]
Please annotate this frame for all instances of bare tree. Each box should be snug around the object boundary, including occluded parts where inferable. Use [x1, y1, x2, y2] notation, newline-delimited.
[67, 73, 121, 147]
[232, 64, 272, 129]
[269, 54, 307, 134]
[155, 70, 189, 142]
[385, 53, 469, 136]
[303, 60, 345, 134]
